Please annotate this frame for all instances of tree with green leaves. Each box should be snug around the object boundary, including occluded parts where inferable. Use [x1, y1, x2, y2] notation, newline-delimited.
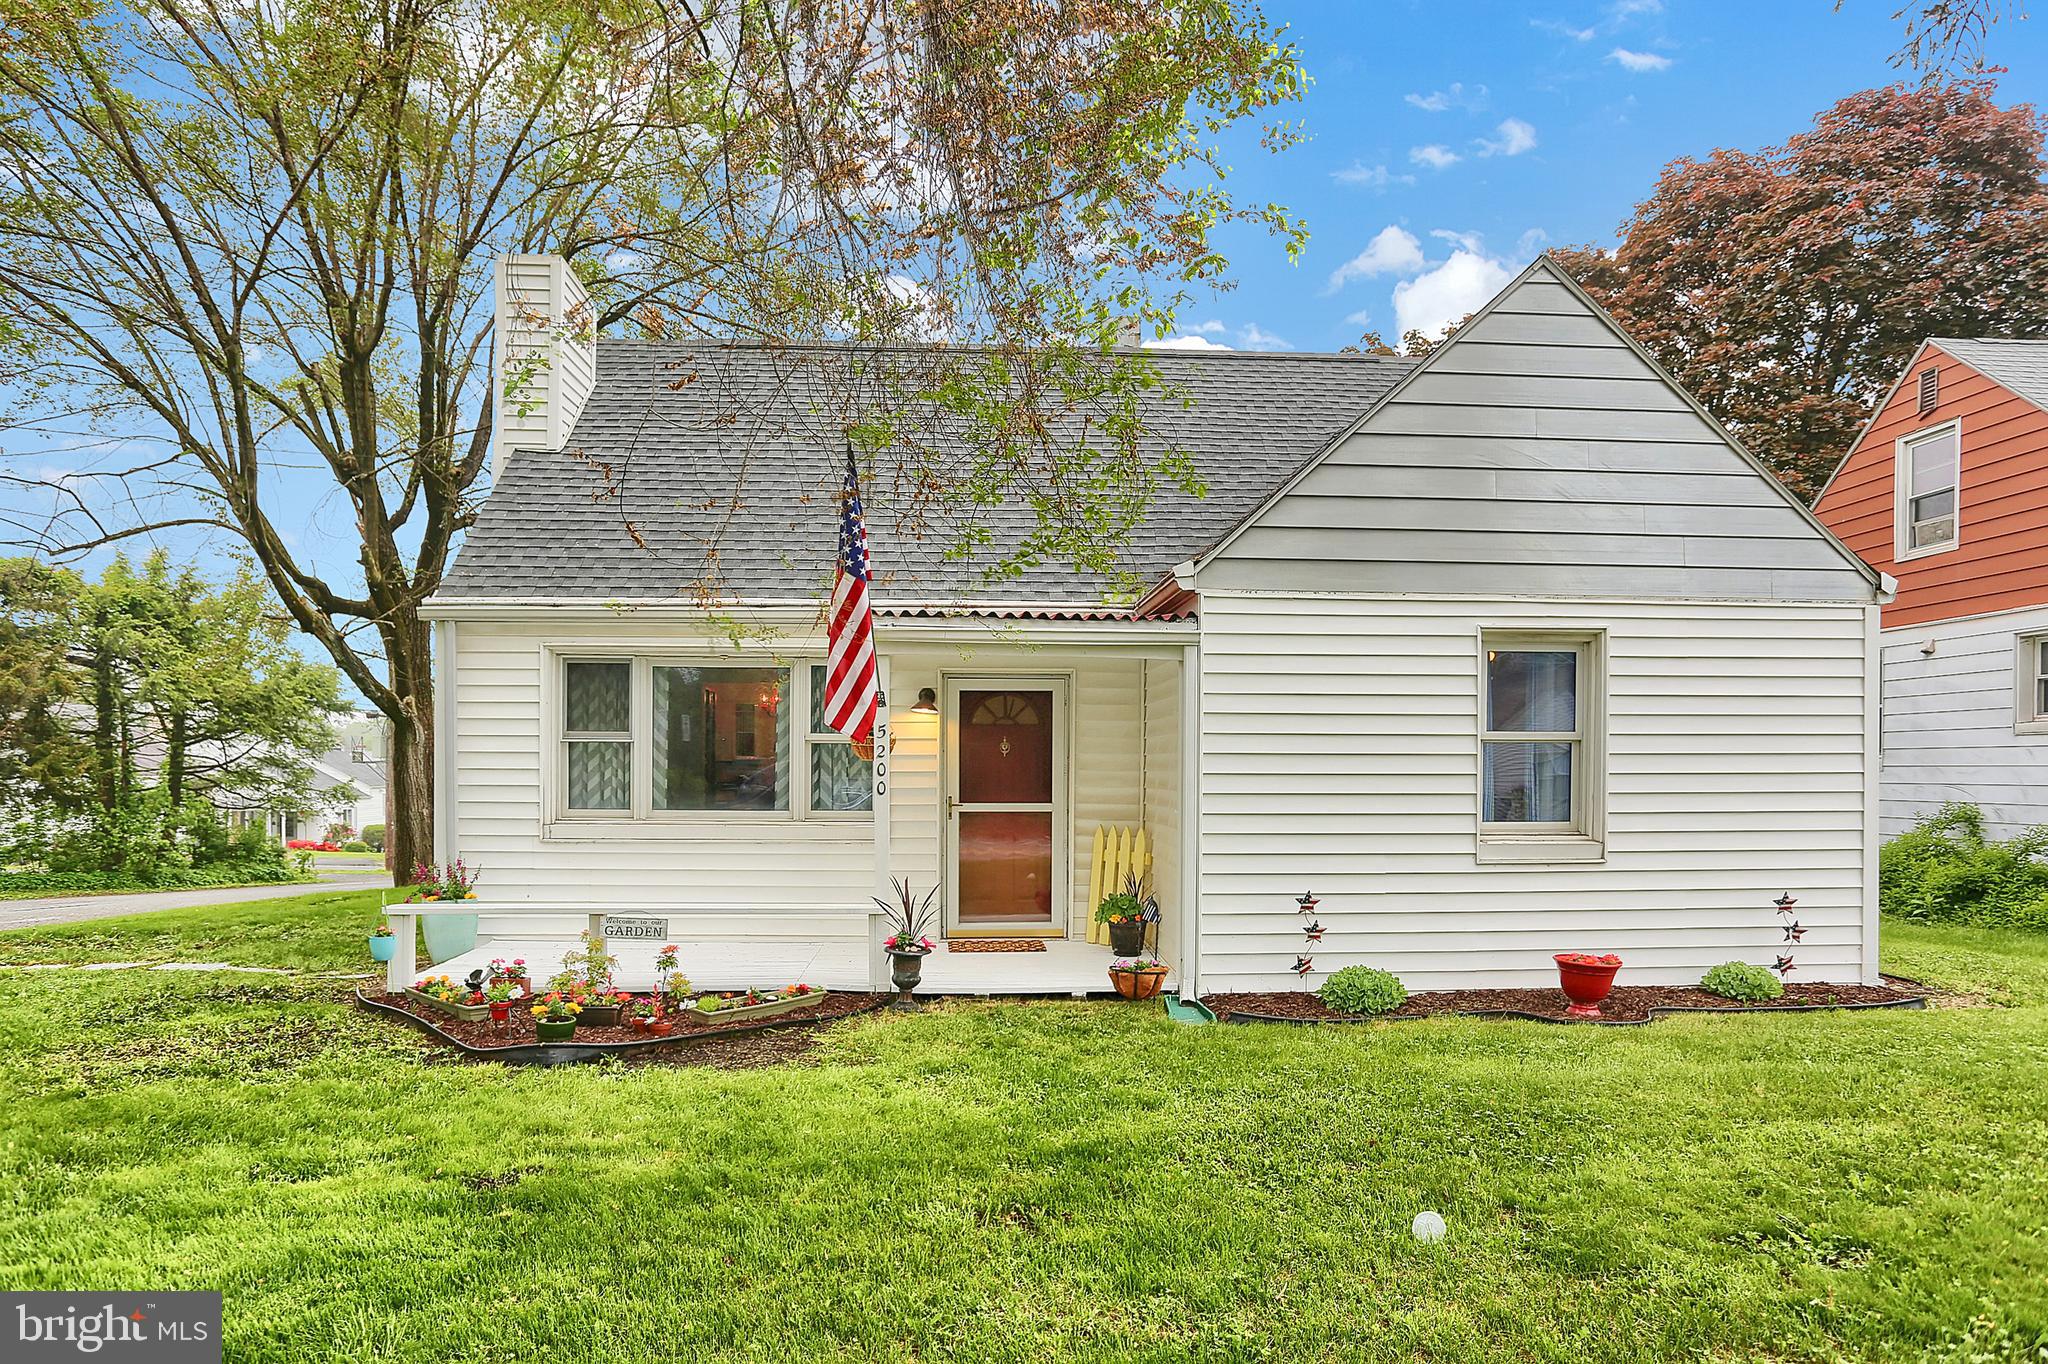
[0, 0, 1307, 878]
[0, 553, 344, 876]
[1553, 80, 2048, 500]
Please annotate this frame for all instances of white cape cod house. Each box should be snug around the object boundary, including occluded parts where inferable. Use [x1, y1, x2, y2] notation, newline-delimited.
[402, 254, 1887, 998]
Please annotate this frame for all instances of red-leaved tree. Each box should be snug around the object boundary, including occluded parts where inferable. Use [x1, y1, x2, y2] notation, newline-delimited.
[1554, 80, 2048, 500]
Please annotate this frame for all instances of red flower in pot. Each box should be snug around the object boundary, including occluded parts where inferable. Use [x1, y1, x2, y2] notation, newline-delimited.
[1553, 952, 1622, 1019]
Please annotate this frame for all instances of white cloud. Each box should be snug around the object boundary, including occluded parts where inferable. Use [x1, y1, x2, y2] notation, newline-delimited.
[1532, 18, 1596, 40]
[1410, 144, 1461, 171]
[1405, 82, 1487, 113]
[1191, 319, 1226, 335]
[1610, 0, 1662, 15]
[1393, 248, 1519, 338]
[1145, 334, 1233, 351]
[1476, 117, 1538, 157]
[1331, 161, 1415, 191]
[1344, 309, 1374, 327]
[1238, 323, 1293, 351]
[1326, 225, 1427, 292]
[1431, 228, 1486, 254]
[1607, 47, 1672, 71]
[1516, 226, 1552, 257]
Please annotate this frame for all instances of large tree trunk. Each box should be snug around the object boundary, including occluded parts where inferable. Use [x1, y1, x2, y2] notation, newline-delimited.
[382, 611, 435, 887]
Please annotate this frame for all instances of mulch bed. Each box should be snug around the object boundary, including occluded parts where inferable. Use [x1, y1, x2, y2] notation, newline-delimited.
[359, 988, 887, 1064]
[1202, 980, 1926, 1026]
[946, 939, 1047, 953]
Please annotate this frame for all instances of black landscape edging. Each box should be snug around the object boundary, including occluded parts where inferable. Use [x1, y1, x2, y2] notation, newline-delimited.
[1214, 994, 1928, 1028]
[354, 988, 884, 1066]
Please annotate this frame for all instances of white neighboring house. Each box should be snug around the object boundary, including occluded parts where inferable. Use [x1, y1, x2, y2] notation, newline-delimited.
[266, 712, 388, 843]
[1816, 339, 2048, 840]
[407, 254, 1886, 996]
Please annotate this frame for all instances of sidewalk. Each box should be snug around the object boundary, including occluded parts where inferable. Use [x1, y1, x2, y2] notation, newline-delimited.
[0, 873, 391, 930]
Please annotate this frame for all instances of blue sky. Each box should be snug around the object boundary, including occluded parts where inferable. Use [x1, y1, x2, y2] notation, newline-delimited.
[1154, 0, 2046, 354]
[4, 0, 2041, 682]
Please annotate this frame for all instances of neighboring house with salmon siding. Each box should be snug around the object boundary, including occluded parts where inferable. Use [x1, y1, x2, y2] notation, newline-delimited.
[1814, 338, 2048, 838]
[406, 253, 1886, 998]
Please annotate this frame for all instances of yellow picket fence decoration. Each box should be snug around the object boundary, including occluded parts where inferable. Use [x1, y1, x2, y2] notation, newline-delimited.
[1086, 824, 1152, 946]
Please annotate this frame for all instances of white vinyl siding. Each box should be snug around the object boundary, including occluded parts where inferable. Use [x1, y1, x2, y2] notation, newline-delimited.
[1196, 593, 1876, 991]
[447, 621, 1151, 945]
[1879, 602, 2048, 838]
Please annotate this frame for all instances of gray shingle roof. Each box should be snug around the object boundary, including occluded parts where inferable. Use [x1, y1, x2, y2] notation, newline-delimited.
[1933, 338, 2048, 412]
[439, 340, 1415, 606]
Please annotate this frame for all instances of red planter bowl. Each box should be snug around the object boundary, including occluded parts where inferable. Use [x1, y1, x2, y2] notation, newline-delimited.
[1553, 954, 1622, 1018]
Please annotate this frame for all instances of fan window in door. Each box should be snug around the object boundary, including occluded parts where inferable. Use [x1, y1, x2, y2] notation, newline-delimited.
[956, 688, 1055, 923]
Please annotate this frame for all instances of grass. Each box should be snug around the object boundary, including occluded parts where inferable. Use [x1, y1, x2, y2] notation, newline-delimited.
[1, 900, 2044, 1363]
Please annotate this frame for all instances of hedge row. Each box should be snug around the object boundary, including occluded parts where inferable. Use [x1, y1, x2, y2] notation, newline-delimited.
[0, 864, 317, 896]
[1880, 803, 2048, 932]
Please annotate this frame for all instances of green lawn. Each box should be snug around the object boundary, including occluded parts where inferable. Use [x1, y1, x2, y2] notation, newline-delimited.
[1, 897, 2044, 1363]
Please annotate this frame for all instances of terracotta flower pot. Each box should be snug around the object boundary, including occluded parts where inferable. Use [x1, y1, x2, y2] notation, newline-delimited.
[1554, 953, 1622, 1019]
[648, 1020, 673, 1037]
[1109, 966, 1168, 1000]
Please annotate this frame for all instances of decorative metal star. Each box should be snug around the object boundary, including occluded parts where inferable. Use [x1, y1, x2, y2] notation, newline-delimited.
[1295, 891, 1320, 915]
[1773, 954, 1796, 977]
[1292, 955, 1315, 978]
[1302, 920, 1325, 942]
[1774, 892, 1798, 913]
[1782, 921, 1807, 943]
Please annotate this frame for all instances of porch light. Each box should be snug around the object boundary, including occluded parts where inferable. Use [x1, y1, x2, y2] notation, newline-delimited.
[909, 687, 939, 714]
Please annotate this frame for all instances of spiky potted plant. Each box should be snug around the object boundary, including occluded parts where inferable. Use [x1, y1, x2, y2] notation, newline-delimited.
[876, 877, 939, 1011]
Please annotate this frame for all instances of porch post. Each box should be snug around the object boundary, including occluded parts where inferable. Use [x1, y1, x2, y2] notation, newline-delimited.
[870, 654, 893, 991]
[387, 906, 418, 993]
[1179, 642, 1201, 998]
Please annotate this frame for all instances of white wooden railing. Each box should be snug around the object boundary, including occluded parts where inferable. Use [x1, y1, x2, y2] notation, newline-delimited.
[379, 900, 890, 993]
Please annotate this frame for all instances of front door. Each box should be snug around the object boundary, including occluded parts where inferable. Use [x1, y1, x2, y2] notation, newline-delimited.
[944, 678, 1068, 936]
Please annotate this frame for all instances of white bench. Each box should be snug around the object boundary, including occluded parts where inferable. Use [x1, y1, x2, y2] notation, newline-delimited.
[380, 901, 890, 993]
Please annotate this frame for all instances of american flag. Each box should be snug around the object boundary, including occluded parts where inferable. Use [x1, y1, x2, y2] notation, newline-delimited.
[822, 449, 879, 742]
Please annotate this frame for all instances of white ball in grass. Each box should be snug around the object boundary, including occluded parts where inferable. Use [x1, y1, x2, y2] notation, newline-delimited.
[1410, 1210, 1447, 1243]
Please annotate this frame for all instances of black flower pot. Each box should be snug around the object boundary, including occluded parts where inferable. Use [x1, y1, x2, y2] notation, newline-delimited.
[887, 948, 929, 1011]
[1107, 919, 1147, 955]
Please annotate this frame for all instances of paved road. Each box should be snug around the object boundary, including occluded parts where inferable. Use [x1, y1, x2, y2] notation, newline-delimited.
[0, 873, 392, 930]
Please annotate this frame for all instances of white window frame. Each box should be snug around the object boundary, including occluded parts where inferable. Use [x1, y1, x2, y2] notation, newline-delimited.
[1894, 419, 1961, 562]
[1476, 630, 1606, 865]
[803, 662, 876, 822]
[548, 651, 871, 826]
[2017, 632, 2048, 737]
[559, 657, 634, 815]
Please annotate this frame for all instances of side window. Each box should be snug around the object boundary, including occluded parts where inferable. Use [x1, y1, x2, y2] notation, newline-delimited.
[2019, 634, 2048, 736]
[1897, 424, 1959, 558]
[562, 660, 632, 811]
[1478, 632, 1605, 860]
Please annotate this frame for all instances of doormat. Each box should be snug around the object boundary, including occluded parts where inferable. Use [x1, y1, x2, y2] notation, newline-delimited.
[947, 939, 1048, 953]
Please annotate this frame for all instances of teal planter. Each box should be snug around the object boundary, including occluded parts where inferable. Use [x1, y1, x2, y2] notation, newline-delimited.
[422, 914, 478, 963]
[369, 934, 396, 962]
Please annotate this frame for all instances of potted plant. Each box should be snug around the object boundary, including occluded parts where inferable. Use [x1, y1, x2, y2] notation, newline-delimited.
[410, 859, 483, 963]
[1095, 891, 1149, 956]
[406, 974, 492, 1022]
[368, 923, 397, 963]
[530, 992, 581, 1042]
[687, 986, 830, 1021]
[655, 946, 684, 1015]
[579, 988, 630, 1028]
[876, 877, 939, 1011]
[627, 997, 657, 1033]
[485, 982, 517, 1034]
[489, 957, 531, 997]
[1107, 955, 1169, 1000]
[1554, 952, 1623, 1019]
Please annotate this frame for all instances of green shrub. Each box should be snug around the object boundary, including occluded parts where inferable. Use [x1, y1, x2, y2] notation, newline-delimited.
[0, 860, 312, 896]
[1317, 965, 1408, 1016]
[1880, 803, 2048, 932]
[1699, 961, 1784, 1002]
[362, 824, 385, 851]
[340, 841, 371, 853]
